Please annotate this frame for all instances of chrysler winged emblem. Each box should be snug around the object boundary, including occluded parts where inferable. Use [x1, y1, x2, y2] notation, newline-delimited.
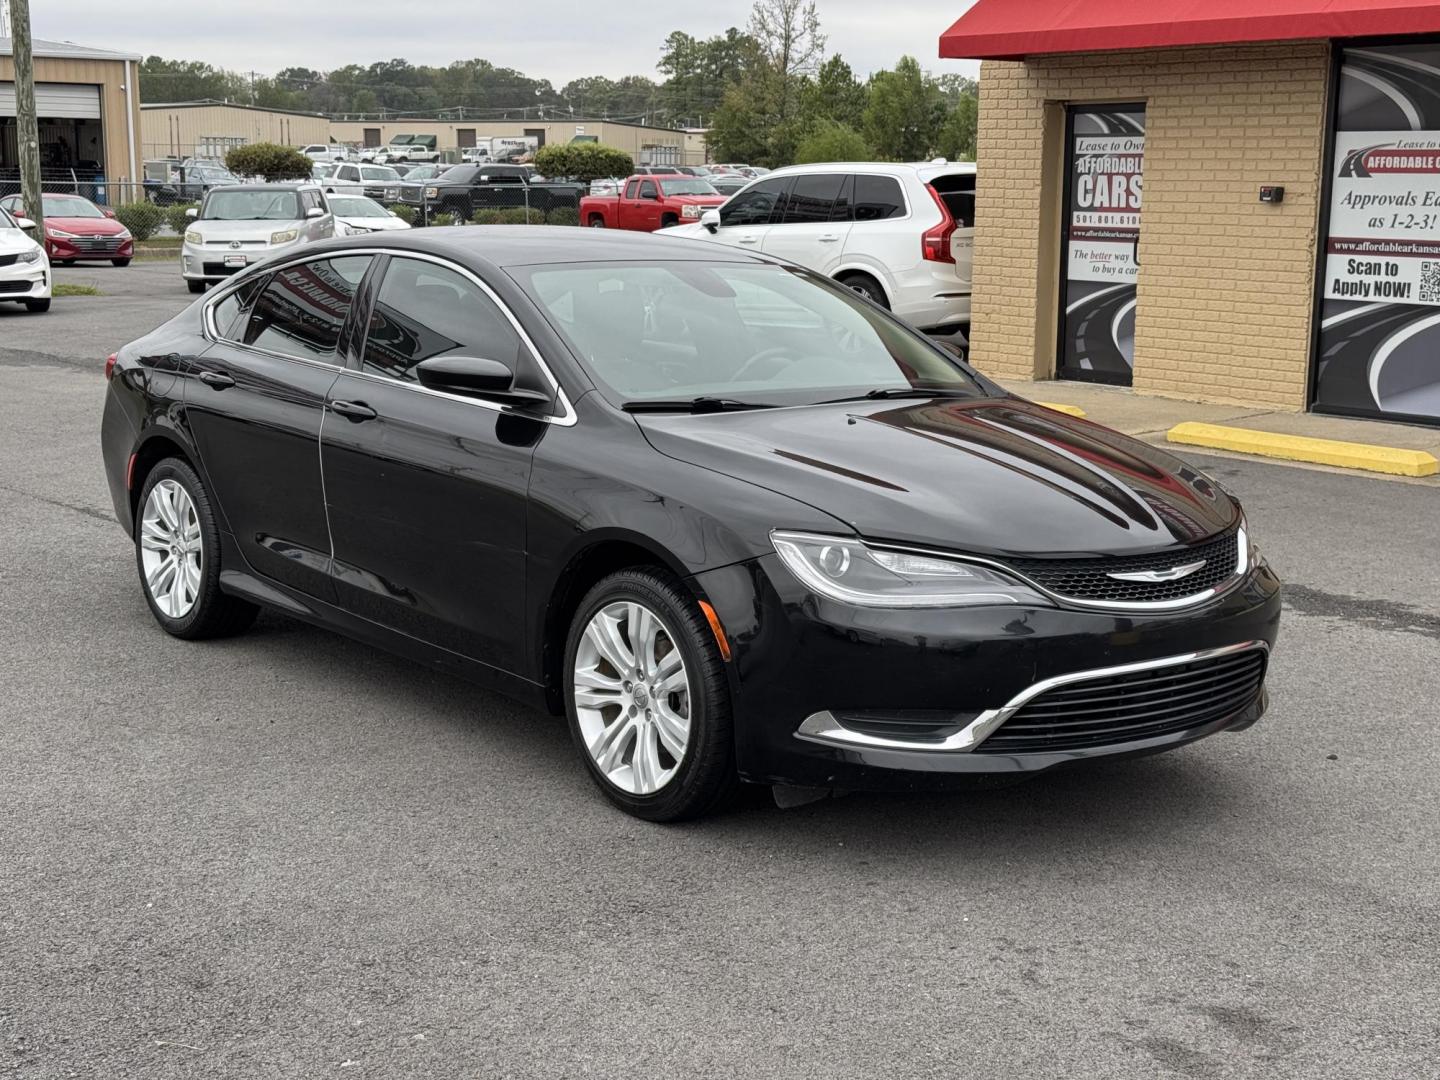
[1107, 559, 1206, 583]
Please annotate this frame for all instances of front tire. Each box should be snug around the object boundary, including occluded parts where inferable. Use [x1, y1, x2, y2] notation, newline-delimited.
[112, 258, 132, 267]
[564, 568, 736, 822]
[23, 299, 50, 313]
[134, 458, 258, 639]
[187, 280, 206, 294]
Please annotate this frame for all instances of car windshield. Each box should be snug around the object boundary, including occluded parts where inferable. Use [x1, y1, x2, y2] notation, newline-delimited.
[330, 196, 389, 218]
[43, 196, 103, 218]
[518, 262, 985, 408]
[658, 179, 719, 196]
[313, 164, 335, 179]
[0, 207, 17, 229]
[406, 166, 437, 180]
[361, 166, 400, 181]
[201, 190, 301, 221]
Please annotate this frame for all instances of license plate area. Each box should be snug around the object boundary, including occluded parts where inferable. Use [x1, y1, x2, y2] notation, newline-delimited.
[223, 254, 247, 267]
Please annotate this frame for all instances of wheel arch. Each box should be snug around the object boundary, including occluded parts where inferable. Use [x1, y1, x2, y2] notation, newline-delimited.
[127, 431, 198, 532]
[833, 267, 891, 305]
[538, 531, 697, 714]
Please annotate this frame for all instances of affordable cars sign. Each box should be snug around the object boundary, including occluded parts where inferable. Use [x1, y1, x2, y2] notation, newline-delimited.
[1067, 133, 1145, 283]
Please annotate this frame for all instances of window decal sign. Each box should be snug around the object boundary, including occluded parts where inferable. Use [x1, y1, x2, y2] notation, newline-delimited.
[1315, 45, 1440, 423]
[1059, 108, 1145, 386]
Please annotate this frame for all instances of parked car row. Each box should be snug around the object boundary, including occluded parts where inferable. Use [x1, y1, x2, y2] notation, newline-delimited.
[0, 204, 51, 313]
[0, 193, 134, 267]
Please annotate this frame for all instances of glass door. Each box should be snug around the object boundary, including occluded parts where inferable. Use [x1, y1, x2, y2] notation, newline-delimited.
[1058, 105, 1146, 385]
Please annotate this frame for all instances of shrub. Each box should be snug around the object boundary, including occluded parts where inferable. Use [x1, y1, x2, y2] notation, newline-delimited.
[388, 204, 417, 226]
[494, 207, 544, 225]
[793, 122, 874, 166]
[224, 142, 313, 182]
[165, 203, 199, 236]
[546, 206, 580, 227]
[433, 210, 468, 227]
[534, 142, 634, 184]
[470, 209, 504, 225]
[112, 201, 166, 241]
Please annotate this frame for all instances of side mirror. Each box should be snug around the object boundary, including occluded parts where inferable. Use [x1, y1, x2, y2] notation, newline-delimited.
[306, 207, 324, 218]
[102, 208, 118, 219]
[414, 356, 551, 406]
[185, 207, 198, 219]
[17, 217, 37, 232]
[700, 208, 720, 233]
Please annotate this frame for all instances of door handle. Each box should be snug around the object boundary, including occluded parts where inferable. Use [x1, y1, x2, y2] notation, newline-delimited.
[737, 236, 759, 244]
[329, 400, 378, 422]
[818, 234, 840, 243]
[197, 370, 235, 390]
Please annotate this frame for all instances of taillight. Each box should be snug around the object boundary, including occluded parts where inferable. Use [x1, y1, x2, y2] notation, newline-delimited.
[921, 184, 956, 264]
[105, 353, 118, 380]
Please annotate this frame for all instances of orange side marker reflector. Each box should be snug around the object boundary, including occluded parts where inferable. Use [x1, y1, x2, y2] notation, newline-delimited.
[125, 452, 137, 491]
[698, 600, 732, 662]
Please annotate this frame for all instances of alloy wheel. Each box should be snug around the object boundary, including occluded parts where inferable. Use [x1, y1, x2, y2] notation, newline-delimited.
[138, 479, 203, 619]
[573, 601, 692, 795]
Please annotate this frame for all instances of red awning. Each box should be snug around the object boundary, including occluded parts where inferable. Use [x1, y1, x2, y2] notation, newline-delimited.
[939, 0, 1440, 60]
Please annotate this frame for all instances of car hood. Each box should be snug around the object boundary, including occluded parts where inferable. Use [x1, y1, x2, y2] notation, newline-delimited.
[47, 215, 125, 235]
[188, 219, 304, 240]
[0, 226, 41, 254]
[636, 396, 1238, 557]
[669, 195, 729, 206]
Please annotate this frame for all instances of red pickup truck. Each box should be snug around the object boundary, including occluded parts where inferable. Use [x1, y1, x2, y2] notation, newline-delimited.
[581, 174, 729, 231]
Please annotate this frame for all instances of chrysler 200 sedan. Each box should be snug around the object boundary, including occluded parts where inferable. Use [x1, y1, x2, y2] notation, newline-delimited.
[100, 228, 1281, 821]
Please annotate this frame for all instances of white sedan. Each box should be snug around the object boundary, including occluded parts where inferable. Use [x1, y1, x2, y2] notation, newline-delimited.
[329, 195, 413, 235]
[0, 206, 51, 313]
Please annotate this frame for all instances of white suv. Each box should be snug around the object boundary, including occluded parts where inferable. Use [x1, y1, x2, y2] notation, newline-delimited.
[664, 160, 975, 333]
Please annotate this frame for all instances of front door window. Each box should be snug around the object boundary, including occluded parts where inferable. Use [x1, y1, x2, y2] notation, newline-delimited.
[1058, 106, 1146, 385]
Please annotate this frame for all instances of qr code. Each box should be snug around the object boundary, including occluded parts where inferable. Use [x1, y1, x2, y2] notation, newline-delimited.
[1422, 261, 1440, 303]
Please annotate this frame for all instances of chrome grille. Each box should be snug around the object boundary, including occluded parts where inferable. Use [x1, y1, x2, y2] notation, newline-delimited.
[1004, 530, 1240, 605]
[976, 648, 1267, 753]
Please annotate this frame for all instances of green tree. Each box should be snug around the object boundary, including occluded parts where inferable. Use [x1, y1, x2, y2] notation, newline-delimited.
[801, 55, 867, 131]
[793, 121, 872, 164]
[936, 92, 978, 161]
[659, 28, 756, 127]
[139, 57, 248, 103]
[863, 56, 945, 161]
[224, 143, 313, 181]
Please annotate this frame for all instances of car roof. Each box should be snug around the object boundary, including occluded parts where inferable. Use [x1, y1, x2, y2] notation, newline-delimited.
[310, 226, 775, 270]
[214, 183, 321, 192]
[763, 160, 977, 181]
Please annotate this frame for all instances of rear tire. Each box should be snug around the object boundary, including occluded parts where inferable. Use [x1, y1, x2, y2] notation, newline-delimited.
[134, 458, 258, 640]
[564, 568, 737, 822]
[838, 272, 889, 309]
[23, 298, 50, 313]
[187, 280, 206, 294]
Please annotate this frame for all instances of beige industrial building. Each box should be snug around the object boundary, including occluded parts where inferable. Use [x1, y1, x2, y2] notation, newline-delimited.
[141, 100, 330, 160]
[942, 1, 1440, 427]
[326, 117, 704, 166]
[1, 35, 142, 184]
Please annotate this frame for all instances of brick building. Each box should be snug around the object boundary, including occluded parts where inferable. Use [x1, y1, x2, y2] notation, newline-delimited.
[941, 1, 1440, 427]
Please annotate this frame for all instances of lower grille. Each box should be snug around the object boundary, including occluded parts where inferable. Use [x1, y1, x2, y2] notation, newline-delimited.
[201, 262, 244, 277]
[976, 648, 1267, 753]
[0, 280, 33, 294]
[69, 237, 125, 253]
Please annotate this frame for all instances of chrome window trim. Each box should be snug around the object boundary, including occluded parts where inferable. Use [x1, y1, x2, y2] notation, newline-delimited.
[796, 640, 1270, 754]
[200, 246, 577, 426]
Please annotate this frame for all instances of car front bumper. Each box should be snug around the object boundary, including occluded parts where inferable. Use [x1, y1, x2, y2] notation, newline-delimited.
[181, 238, 300, 281]
[0, 256, 51, 300]
[693, 554, 1283, 790]
[46, 236, 133, 261]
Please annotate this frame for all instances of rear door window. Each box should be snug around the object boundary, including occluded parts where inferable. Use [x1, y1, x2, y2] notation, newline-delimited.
[852, 175, 907, 221]
[781, 174, 844, 224]
[930, 172, 976, 227]
[361, 257, 524, 382]
[241, 256, 372, 364]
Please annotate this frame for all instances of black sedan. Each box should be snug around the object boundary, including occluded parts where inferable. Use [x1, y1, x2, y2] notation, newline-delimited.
[100, 229, 1281, 821]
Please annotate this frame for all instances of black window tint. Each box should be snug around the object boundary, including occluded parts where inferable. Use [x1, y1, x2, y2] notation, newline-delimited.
[362, 258, 522, 382]
[720, 177, 787, 227]
[852, 175, 906, 221]
[211, 275, 267, 340]
[242, 256, 370, 363]
[639, 180, 658, 199]
[830, 175, 854, 222]
[931, 173, 976, 227]
[782, 174, 844, 224]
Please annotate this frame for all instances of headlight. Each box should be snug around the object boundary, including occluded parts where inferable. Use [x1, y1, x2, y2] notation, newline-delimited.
[771, 531, 1050, 608]
[115, 228, 132, 240]
[424, 186, 439, 198]
[49, 227, 77, 239]
[270, 229, 299, 245]
[17, 247, 41, 264]
[681, 204, 701, 218]
[1236, 515, 1259, 575]
[184, 229, 203, 245]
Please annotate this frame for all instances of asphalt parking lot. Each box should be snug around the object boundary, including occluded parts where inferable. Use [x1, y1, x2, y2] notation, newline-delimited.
[2, 263, 1438, 1079]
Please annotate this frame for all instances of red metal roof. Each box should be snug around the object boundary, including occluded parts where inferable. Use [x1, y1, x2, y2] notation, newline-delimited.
[939, 0, 1440, 60]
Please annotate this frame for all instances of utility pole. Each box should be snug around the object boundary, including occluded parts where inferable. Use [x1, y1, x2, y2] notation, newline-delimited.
[9, 0, 44, 226]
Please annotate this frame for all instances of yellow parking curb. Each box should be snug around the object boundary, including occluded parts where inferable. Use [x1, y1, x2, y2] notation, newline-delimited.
[1037, 402, 1087, 418]
[1167, 422, 1439, 478]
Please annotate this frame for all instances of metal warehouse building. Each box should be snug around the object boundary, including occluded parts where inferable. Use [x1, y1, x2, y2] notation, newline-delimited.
[0, 35, 141, 186]
[140, 101, 331, 161]
[943, 0, 1440, 427]
[325, 118, 704, 166]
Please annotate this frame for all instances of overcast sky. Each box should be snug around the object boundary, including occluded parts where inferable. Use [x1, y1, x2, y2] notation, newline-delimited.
[34, 1, 979, 87]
